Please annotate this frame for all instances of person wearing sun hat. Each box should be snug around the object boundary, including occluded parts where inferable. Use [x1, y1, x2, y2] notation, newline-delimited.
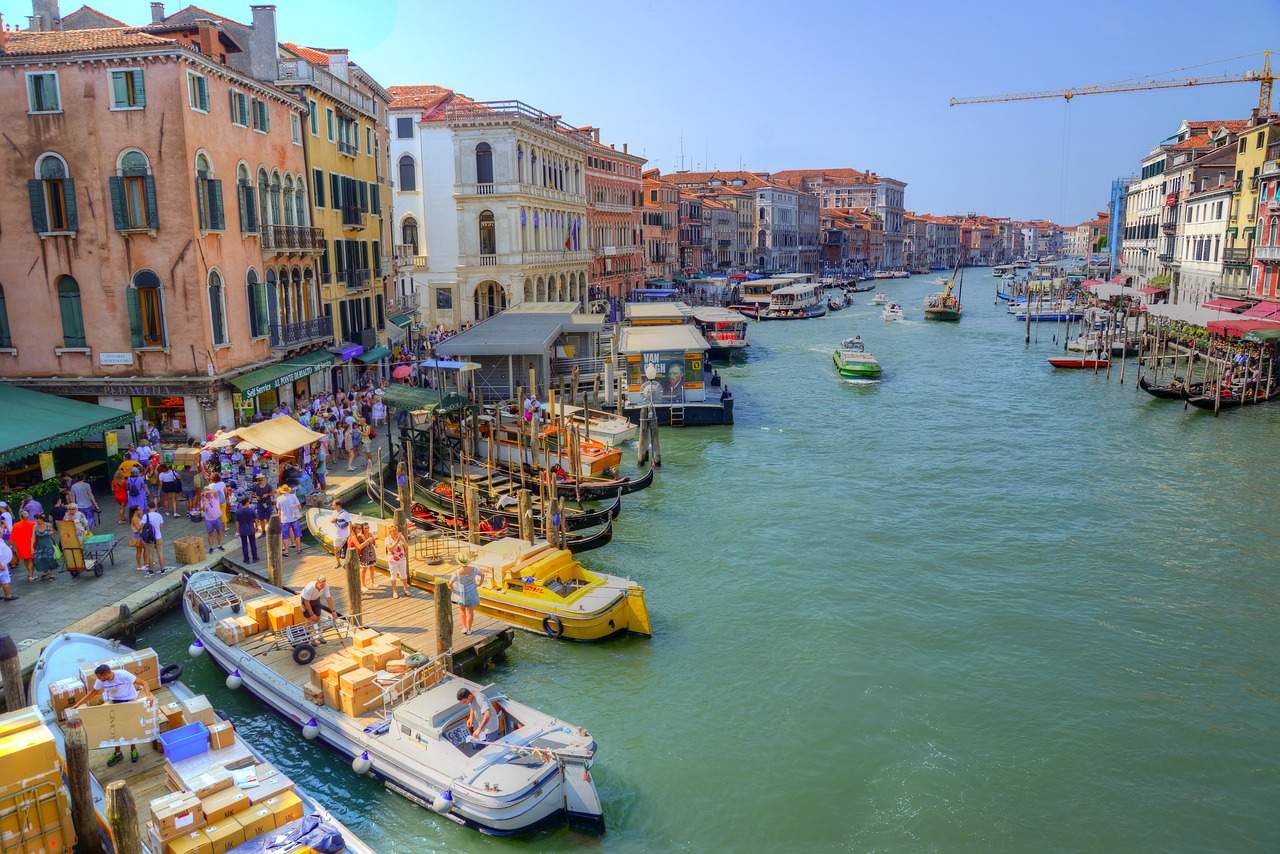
[276, 484, 304, 556]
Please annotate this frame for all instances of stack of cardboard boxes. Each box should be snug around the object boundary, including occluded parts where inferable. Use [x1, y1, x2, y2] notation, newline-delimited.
[0, 708, 76, 854]
[307, 629, 405, 718]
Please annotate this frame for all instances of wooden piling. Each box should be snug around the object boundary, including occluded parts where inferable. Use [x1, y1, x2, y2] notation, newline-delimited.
[517, 488, 532, 542]
[65, 723, 103, 854]
[465, 486, 479, 545]
[105, 781, 143, 854]
[434, 580, 454, 669]
[266, 515, 283, 588]
[0, 633, 28, 713]
[344, 544, 362, 619]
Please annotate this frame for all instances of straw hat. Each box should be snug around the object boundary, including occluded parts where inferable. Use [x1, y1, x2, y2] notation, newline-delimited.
[277, 484, 293, 494]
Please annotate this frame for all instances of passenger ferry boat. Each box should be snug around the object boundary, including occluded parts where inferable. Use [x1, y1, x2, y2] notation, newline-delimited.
[761, 283, 827, 320]
[691, 306, 750, 360]
[993, 264, 1016, 279]
[727, 277, 781, 318]
[833, 338, 882, 378]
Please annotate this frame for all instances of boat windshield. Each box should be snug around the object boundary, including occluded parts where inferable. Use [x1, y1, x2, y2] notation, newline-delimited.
[841, 339, 865, 352]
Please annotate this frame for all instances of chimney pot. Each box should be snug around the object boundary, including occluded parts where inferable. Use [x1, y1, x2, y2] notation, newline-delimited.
[150, 2, 164, 24]
[327, 48, 349, 82]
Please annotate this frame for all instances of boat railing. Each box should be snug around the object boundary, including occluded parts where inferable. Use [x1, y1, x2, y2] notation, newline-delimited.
[375, 654, 451, 711]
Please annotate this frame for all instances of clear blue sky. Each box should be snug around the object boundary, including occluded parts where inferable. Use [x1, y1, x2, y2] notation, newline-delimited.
[12, 0, 1279, 225]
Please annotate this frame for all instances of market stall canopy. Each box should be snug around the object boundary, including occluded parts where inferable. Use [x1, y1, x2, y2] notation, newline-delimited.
[355, 346, 391, 364]
[1088, 282, 1144, 299]
[1146, 303, 1230, 326]
[1201, 298, 1250, 313]
[380, 386, 468, 414]
[1243, 326, 1280, 343]
[0, 385, 134, 466]
[229, 351, 333, 400]
[389, 314, 413, 327]
[226, 418, 324, 456]
[1206, 318, 1279, 338]
[1242, 301, 1280, 319]
[1139, 286, 1169, 295]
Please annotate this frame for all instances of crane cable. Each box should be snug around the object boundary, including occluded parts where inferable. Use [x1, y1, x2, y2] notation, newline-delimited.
[1094, 51, 1269, 88]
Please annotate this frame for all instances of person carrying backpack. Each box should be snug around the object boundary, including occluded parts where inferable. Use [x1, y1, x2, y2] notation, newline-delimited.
[141, 499, 166, 577]
[125, 469, 147, 516]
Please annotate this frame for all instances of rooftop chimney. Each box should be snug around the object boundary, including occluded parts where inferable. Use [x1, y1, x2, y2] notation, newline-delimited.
[193, 17, 218, 58]
[593, 128, 600, 144]
[150, 2, 164, 24]
[247, 5, 278, 81]
[623, 143, 628, 154]
[327, 48, 349, 82]
[0, 14, 6, 55]
[31, 0, 60, 30]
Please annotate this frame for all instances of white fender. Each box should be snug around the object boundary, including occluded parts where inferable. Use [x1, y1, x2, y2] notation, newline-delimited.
[188, 639, 205, 658]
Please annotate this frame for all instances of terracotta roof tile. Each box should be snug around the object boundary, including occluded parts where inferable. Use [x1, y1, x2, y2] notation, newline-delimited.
[281, 41, 330, 65]
[387, 84, 463, 113]
[1, 27, 175, 56]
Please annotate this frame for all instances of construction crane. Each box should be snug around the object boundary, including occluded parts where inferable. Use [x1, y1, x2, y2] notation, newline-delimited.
[950, 51, 1273, 113]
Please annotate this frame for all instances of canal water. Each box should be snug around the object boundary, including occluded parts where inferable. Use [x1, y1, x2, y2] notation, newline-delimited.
[142, 269, 1280, 852]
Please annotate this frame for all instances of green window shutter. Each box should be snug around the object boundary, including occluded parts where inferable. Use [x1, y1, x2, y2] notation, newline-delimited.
[360, 240, 369, 269]
[196, 178, 206, 228]
[334, 240, 345, 273]
[358, 181, 367, 211]
[208, 180, 224, 230]
[27, 75, 38, 109]
[229, 89, 237, 122]
[199, 77, 209, 111]
[314, 169, 325, 207]
[132, 70, 145, 106]
[373, 240, 380, 267]
[63, 179, 78, 231]
[144, 176, 158, 229]
[43, 74, 59, 110]
[126, 287, 144, 348]
[27, 180, 47, 233]
[59, 289, 85, 347]
[330, 173, 340, 208]
[255, 281, 269, 336]
[111, 72, 128, 108]
[237, 184, 248, 232]
[108, 176, 129, 230]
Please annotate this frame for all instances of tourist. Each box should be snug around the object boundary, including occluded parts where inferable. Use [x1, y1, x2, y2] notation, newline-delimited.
[451, 561, 484, 635]
[300, 576, 337, 633]
[276, 485, 303, 557]
[456, 686, 499, 743]
[176, 465, 197, 515]
[135, 440, 153, 469]
[386, 522, 410, 599]
[71, 663, 154, 766]
[252, 475, 274, 536]
[125, 466, 148, 518]
[0, 532, 15, 601]
[235, 496, 259, 563]
[371, 395, 386, 427]
[354, 522, 377, 590]
[20, 494, 42, 521]
[157, 463, 181, 517]
[69, 473, 98, 529]
[112, 467, 129, 523]
[11, 511, 35, 582]
[32, 515, 58, 582]
[207, 473, 229, 523]
[331, 499, 351, 569]
[66, 503, 90, 543]
[128, 507, 146, 572]
[347, 423, 361, 471]
[360, 421, 374, 469]
[314, 442, 328, 491]
[201, 488, 225, 552]
[142, 499, 166, 576]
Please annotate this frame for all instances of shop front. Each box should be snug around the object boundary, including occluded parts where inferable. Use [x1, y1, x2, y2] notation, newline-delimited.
[229, 351, 334, 424]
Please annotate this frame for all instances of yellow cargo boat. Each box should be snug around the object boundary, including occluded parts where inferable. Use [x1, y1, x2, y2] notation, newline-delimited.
[306, 508, 651, 641]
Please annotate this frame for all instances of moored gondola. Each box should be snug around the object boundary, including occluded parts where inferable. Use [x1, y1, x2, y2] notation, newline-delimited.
[1181, 383, 1279, 410]
[1138, 375, 1204, 400]
[479, 459, 655, 500]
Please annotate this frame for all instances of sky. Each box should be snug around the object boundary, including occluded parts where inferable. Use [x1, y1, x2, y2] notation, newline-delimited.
[9, 0, 1280, 225]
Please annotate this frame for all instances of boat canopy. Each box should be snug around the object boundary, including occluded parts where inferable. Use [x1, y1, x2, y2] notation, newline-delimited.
[619, 324, 711, 355]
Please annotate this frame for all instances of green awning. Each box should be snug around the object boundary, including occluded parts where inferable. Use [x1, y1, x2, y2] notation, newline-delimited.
[230, 351, 333, 399]
[380, 386, 468, 413]
[1243, 327, 1280, 344]
[355, 346, 391, 364]
[0, 385, 135, 466]
[389, 314, 412, 327]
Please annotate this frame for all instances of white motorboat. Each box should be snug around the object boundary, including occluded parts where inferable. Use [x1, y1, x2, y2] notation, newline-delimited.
[881, 303, 905, 322]
[871, 293, 888, 305]
[182, 570, 604, 836]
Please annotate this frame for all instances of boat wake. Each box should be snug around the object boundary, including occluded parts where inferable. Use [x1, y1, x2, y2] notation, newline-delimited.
[841, 378, 881, 386]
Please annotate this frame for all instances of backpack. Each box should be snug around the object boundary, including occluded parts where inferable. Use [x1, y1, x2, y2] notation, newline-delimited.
[140, 519, 156, 543]
[127, 479, 141, 498]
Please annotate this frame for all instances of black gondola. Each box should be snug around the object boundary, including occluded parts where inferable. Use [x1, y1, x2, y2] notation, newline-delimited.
[477, 460, 655, 501]
[846, 283, 876, 294]
[420, 475, 619, 531]
[1181, 384, 1279, 410]
[1138, 375, 1204, 400]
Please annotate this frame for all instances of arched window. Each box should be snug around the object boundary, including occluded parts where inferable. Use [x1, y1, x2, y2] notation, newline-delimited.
[195, 153, 223, 230]
[282, 176, 296, 226]
[236, 163, 257, 233]
[246, 268, 267, 339]
[475, 142, 493, 185]
[110, 150, 156, 231]
[56, 275, 86, 348]
[265, 268, 280, 329]
[128, 270, 165, 348]
[478, 210, 496, 255]
[0, 285, 11, 348]
[401, 217, 419, 254]
[269, 171, 282, 227]
[257, 168, 270, 228]
[398, 155, 416, 192]
[208, 270, 227, 345]
[293, 184, 306, 228]
[31, 153, 76, 233]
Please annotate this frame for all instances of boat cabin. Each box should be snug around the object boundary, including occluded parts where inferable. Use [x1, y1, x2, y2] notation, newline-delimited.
[617, 324, 711, 406]
[625, 302, 693, 326]
[691, 306, 749, 357]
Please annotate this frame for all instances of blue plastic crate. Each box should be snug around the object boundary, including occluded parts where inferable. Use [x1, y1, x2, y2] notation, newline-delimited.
[158, 721, 210, 762]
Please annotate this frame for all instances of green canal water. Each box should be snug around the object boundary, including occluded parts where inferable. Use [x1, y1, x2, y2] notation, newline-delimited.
[142, 269, 1280, 852]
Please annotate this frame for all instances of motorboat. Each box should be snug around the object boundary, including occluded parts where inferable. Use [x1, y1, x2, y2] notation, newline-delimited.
[1048, 356, 1109, 369]
[871, 293, 888, 305]
[832, 338, 882, 379]
[881, 303, 905, 322]
[182, 570, 605, 835]
[691, 306, 750, 360]
[307, 508, 650, 640]
[489, 400, 637, 448]
[761, 282, 827, 320]
[28, 633, 376, 854]
[924, 264, 964, 322]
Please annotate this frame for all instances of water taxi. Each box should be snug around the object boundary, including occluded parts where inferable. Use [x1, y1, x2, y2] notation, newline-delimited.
[690, 306, 750, 360]
[881, 303, 905, 322]
[182, 570, 604, 835]
[833, 338, 882, 378]
[307, 508, 650, 640]
[29, 633, 376, 854]
[871, 293, 888, 305]
[993, 264, 1016, 279]
[761, 283, 827, 320]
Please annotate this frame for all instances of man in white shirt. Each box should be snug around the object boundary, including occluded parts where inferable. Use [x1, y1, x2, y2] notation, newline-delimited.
[135, 443, 153, 467]
[71, 664, 154, 765]
[300, 576, 337, 641]
[142, 499, 166, 576]
[458, 686, 500, 744]
[331, 499, 351, 569]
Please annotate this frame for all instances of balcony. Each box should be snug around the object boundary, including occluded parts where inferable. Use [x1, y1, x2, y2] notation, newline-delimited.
[477, 254, 498, 266]
[388, 292, 419, 315]
[1255, 245, 1280, 262]
[1224, 247, 1253, 266]
[380, 256, 395, 277]
[459, 250, 591, 268]
[261, 225, 326, 254]
[269, 315, 333, 349]
[1160, 222, 1177, 235]
[276, 59, 375, 118]
[1157, 252, 1174, 263]
[341, 205, 367, 229]
[413, 255, 429, 268]
[337, 140, 358, 158]
[592, 201, 633, 214]
[337, 269, 372, 291]
[454, 181, 584, 205]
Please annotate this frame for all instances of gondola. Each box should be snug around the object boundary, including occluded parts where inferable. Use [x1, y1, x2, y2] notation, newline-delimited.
[420, 474, 620, 531]
[478, 459, 656, 501]
[1138, 375, 1203, 400]
[846, 283, 876, 294]
[1181, 384, 1279, 411]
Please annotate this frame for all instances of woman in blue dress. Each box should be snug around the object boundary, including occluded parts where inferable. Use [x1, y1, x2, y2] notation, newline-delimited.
[451, 562, 485, 636]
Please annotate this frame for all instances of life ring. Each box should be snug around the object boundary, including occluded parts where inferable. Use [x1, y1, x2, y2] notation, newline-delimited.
[542, 615, 564, 638]
[160, 663, 183, 684]
[198, 602, 212, 624]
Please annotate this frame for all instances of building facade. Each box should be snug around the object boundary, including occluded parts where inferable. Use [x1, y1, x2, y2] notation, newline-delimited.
[584, 134, 645, 299]
[1251, 139, 1280, 300]
[641, 169, 678, 281]
[1223, 116, 1280, 296]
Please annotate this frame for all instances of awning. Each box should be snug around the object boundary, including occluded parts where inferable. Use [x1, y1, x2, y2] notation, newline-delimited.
[0, 386, 134, 467]
[386, 324, 407, 344]
[1243, 326, 1280, 343]
[230, 351, 333, 399]
[224, 417, 324, 456]
[1242, 301, 1280, 319]
[420, 359, 480, 371]
[1139, 286, 1169, 295]
[355, 346, 391, 364]
[331, 343, 364, 361]
[380, 386, 468, 413]
[389, 314, 412, 327]
[1201, 298, 1249, 312]
[1206, 318, 1278, 337]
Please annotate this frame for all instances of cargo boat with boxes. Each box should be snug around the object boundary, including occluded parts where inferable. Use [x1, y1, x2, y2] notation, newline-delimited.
[27, 632, 375, 854]
[182, 569, 605, 835]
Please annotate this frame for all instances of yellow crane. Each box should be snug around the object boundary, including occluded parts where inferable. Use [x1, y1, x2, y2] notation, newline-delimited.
[950, 51, 1273, 113]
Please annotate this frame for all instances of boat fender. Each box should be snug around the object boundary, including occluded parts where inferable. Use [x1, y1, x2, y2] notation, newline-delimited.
[542, 615, 564, 638]
[198, 602, 212, 624]
[352, 751, 372, 775]
[432, 789, 454, 815]
[159, 663, 183, 685]
[303, 717, 320, 740]
[188, 639, 205, 658]
[225, 669, 243, 690]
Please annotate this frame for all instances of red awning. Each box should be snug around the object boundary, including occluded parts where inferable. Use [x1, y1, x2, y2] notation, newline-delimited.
[1201, 298, 1250, 312]
[1242, 301, 1280, 319]
[1139, 286, 1168, 295]
[1206, 318, 1280, 337]
[1109, 274, 1130, 284]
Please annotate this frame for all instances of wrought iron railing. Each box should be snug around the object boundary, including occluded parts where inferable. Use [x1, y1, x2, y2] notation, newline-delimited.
[269, 315, 333, 348]
[261, 225, 326, 253]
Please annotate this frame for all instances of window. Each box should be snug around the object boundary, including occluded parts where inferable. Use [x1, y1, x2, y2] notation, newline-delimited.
[294, 184, 306, 227]
[0, 285, 10, 349]
[475, 142, 493, 184]
[291, 114, 302, 144]
[366, 127, 372, 155]
[128, 270, 165, 348]
[326, 108, 335, 142]
[401, 217, 419, 254]
[195, 154, 224, 231]
[398, 155, 416, 191]
[237, 163, 257, 233]
[1258, 133, 1265, 149]
[308, 99, 318, 136]
[282, 176, 295, 226]
[29, 153, 76, 233]
[26, 72, 60, 113]
[229, 90, 249, 126]
[252, 98, 269, 132]
[208, 270, 227, 345]
[314, 168, 325, 208]
[246, 269, 268, 338]
[479, 210, 496, 254]
[357, 181, 368, 212]
[110, 70, 145, 109]
[57, 276, 86, 348]
[396, 117, 413, 139]
[269, 172, 282, 225]
[369, 182, 380, 215]
[187, 72, 209, 112]
[110, 150, 157, 231]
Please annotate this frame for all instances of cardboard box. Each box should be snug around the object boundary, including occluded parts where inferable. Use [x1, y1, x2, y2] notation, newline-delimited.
[378, 633, 403, 650]
[245, 769, 295, 806]
[289, 602, 305, 623]
[2, 817, 72, 854]
[233, 615, 261, 637]
[266, 606, 294, 632]
[321, 678, 341, 711]
[207, 721, 236, 752]
[214, 618, 249, 646]
[302, 684, 323, 705]
[351, 628, 380, 649]
[0, 707, 44, 741]
[173, 536, 206, 565]
[161, 701, 187, 730]
[200, 786, 248, 822]
[64, 700, 159, 749]
[78, 648, 161, 692]
[167, 829, 212, 854]
[231, 807, 275, 842]
[246, 596, 286, 625]
[150, 791, 204, 840]
[338, 667, 375, 694]
[367, 643, 398, 670]
[181, 696, 217, 728]
[46, 678, 87, 723]
[339, 683, 384, 718]
[202, 820, 246, 854]
[172, 448, 202, 469]
[184, 768, 233, 800]
[0, 784, 72, 852]
[385, 659, 408, 675]
[261, 792, 304, 828]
